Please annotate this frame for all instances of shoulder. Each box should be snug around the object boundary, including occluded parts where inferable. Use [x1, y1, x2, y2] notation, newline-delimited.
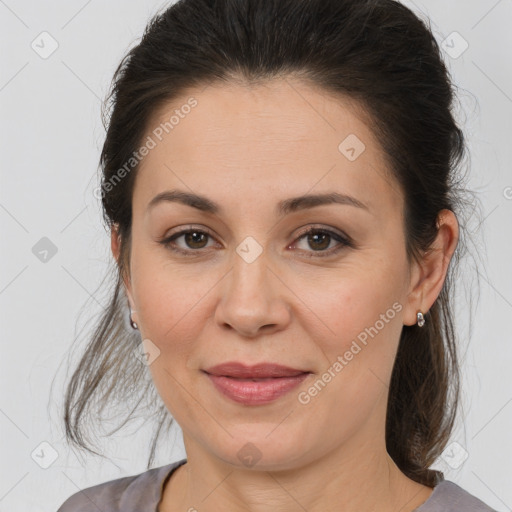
[415, 479, 498, 512]
[56, 459, 186, 512]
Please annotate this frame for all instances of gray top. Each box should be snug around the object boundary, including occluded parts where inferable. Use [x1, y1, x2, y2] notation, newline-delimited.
[57, 458, 498, 512]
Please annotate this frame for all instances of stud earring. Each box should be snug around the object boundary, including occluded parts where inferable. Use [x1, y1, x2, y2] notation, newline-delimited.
[129, 310, 138, 330]
[416, 311, 425, 327]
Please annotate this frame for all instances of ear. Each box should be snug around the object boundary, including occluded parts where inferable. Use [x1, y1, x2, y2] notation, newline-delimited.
[111, 224, 137, 314]
[402, 209, 459, 326]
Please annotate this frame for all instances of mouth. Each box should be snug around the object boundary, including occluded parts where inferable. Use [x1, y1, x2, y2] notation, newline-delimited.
[202, 362, 312, 405]
[202, 361, 311, 379]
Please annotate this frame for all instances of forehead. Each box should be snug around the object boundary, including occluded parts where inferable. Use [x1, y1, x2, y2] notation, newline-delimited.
[135, 78, 401, 218]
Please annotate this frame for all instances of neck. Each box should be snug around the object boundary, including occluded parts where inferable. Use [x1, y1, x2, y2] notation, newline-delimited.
[162, 425, 433, 512]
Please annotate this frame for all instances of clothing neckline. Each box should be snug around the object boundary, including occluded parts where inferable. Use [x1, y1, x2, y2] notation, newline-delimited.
[155, 459, 187, 512]
[154, 459, 447, 512]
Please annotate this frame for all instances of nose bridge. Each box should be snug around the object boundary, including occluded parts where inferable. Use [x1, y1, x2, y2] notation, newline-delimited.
[228, 236, 273, 307]
[232, 238, 269, 297]
[214, 235, 291, 336]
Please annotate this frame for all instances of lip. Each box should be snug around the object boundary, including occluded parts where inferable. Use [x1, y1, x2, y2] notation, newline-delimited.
[202, 362, 311, 405]
[203, 362, 309, 378]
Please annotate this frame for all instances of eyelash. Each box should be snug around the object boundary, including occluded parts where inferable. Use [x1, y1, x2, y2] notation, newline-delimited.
[158, 225, 354, 258]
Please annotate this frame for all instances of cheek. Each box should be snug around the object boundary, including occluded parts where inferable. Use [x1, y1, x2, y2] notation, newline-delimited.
[303, 271, 403, 349]
[299, 268, 404, 416]
[131, 259, 216, 355]
[132, 264, 212, 417]
[296, 277, 403, 438]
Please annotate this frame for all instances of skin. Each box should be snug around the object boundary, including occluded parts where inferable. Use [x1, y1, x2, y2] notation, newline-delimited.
[111, 78, 459, 512]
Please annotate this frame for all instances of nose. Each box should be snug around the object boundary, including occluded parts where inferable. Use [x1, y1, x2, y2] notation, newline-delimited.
[214, 247, 292, 338]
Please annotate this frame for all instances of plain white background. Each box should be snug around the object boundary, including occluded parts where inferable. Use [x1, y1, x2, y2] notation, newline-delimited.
[0, 1, 511, 511]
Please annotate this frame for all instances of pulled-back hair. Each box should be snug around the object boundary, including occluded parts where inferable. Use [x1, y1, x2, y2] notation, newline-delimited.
[60, 0, 481, 486]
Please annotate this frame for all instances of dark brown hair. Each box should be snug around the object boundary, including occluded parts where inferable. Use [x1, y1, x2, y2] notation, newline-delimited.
[60, 0, 482, 486]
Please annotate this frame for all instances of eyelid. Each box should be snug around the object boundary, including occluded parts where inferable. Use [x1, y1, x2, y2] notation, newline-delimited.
[289, 225, 354, 256]
[292, 224, 350, 243]
[158, 225, 219, 254]
[158, 224, 354, 256]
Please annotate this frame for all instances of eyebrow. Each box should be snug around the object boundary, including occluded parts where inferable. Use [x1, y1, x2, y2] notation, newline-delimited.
[146, 189, 369, 216]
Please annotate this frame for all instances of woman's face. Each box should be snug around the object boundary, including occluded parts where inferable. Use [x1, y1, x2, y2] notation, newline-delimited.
[114, 78, 429, 470]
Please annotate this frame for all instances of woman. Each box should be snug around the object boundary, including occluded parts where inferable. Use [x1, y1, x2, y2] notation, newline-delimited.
[57, 0, 498, 510]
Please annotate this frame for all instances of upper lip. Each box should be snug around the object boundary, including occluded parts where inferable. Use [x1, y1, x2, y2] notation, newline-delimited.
[203, 362, 310, 378]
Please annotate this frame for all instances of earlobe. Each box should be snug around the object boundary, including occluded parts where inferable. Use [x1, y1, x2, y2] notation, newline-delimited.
[124, 283, 136, 312]
[125, 285, 138, 329]
[403, 209, 459, 326]
[403, 258, 426, 326]
[111, 223, 121, 264]
[111, 224, 137, 318]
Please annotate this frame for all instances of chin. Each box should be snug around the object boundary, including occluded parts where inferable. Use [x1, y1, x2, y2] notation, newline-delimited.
[209, 432, 313, 472]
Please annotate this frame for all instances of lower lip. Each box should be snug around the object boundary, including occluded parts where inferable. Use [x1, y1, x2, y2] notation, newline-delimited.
[205, 372, 310, 405]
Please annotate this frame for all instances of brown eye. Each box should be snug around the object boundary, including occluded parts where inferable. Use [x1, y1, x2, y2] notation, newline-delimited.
[159, 225, 353, 258]
[306, 231, 331, 251]
[159, 228, 216, 254]
[291, 227, 353, 257]
[182, 231, 209, 249]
